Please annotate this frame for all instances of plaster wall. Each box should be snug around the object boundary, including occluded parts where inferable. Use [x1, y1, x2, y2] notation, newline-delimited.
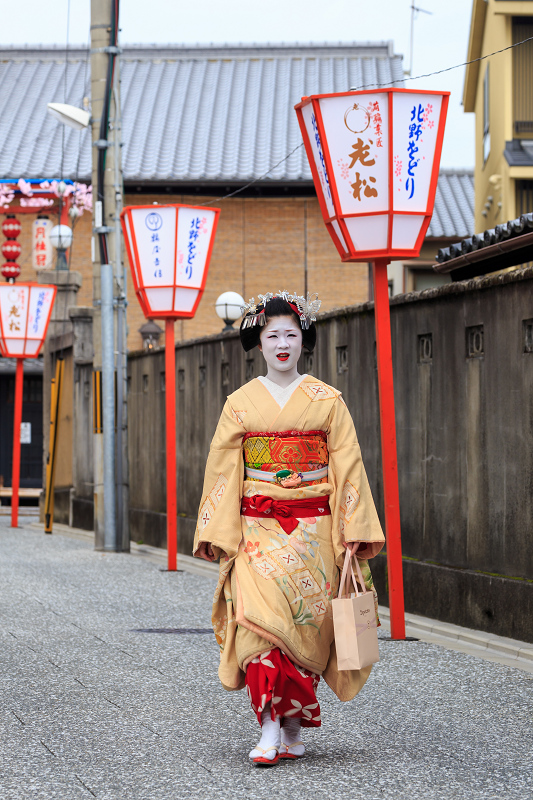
[468, 1, 533, 230]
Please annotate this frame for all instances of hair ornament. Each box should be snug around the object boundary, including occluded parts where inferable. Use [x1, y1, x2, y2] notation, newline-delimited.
[240, 290, 321, 330]
[292, 292, 322, 330]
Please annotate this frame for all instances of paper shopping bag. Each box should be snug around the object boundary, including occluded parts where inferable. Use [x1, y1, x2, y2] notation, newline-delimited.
[332, 550, 380, 671]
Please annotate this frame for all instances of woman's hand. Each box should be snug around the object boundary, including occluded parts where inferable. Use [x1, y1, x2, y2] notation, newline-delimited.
[343, 541, 361, 557]
[195, 541, 217, 562]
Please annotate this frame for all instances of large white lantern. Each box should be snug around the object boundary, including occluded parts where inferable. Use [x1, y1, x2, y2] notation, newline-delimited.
[120, 203, 221, 319]
[295, 88, 449, 261]
[120, 202, 221, 574]
[0, 282, 57, 356]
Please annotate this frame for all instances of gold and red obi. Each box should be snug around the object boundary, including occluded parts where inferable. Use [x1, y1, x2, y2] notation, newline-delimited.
[243, 430, 329, 487]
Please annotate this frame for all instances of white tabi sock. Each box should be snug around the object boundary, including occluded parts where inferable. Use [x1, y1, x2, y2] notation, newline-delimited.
[249, 705, 281, 761]
[281, 717, 305, 757]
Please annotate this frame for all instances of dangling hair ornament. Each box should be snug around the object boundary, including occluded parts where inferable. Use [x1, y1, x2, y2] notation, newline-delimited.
[240, 290, 321, 330]
[240, 297, 266, 329]
[292, 292, 322, 330]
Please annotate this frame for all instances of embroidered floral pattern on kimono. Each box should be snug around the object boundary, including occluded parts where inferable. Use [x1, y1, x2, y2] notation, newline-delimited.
[193, 375, 385, 702]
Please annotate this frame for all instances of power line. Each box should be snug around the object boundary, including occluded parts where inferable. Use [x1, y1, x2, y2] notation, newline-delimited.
[205, 33, 533, 206]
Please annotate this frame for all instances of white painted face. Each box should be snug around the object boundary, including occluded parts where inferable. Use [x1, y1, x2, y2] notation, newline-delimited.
[259, 315, 303, 373]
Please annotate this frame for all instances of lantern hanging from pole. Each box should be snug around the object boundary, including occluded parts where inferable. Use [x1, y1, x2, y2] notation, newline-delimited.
[120, 204, 221, 319]
[0, 282, 57, 357]
[295, 88, 449, 262]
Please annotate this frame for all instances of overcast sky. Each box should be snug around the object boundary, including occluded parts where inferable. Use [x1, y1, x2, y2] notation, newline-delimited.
[3, 0, 476, 169]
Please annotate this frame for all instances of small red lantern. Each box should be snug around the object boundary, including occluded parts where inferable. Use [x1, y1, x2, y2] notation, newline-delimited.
[2, 214, 22, 281]
[2, 241, 22, 260]
[1, 263, 21, 280]
[2, 215, 22, 239]
[121, 203, 221, 571]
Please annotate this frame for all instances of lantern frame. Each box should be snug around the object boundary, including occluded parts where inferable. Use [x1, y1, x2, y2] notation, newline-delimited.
[295, 87, 450, 263]
[120, 203, 221, 320]
[0, 282, 57, 358]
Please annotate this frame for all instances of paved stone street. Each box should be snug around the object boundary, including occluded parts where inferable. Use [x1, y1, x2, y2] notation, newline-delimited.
[1, 517, 532, 800]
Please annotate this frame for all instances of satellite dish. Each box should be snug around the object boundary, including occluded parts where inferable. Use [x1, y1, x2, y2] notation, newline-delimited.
[47, 102, 91, 131]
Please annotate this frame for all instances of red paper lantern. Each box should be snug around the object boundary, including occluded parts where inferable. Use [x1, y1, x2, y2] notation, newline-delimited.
[2, 215, 22, 239]
[295, 88, 449, 262]
[120, 204, 221, 319]
[1, 263, 21, 280]
[2, 240, 21, 260]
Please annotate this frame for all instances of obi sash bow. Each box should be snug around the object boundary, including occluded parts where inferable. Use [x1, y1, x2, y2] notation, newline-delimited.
[241, 495, 331, 534]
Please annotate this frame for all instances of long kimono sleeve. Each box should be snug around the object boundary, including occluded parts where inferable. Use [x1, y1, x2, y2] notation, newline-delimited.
[193, 399, 245, 559]
[327, 396, 385, 565]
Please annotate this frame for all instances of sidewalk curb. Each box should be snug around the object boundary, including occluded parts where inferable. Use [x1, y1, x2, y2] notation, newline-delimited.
[28, 520, 533, 675]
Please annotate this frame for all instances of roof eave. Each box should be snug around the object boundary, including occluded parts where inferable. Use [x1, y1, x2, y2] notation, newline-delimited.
[463, 0, 488, 113]
[433, 230, 533, 281]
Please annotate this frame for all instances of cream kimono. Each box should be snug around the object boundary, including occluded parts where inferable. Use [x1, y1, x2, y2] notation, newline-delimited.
[193, 375, 385, 702]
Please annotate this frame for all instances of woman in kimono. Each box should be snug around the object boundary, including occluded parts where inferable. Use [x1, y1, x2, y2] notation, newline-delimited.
[193, 291, 384, 767]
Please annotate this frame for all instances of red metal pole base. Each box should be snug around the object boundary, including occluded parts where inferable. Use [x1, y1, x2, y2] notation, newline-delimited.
[165, 319, 178, 571]
[11, 358, 24, 528]
[372, 259, 406, 639]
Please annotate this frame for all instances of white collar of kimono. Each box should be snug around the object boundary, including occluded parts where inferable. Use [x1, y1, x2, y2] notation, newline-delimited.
[257, 373, 308, 409]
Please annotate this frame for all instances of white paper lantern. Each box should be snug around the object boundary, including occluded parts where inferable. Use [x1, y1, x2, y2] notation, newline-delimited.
[0, 283, 57, 357]
[121, 204, 221, 319]
[295, 88, 450, 261]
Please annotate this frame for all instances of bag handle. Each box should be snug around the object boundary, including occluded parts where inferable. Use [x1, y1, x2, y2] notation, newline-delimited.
[338, 548, 367, 599]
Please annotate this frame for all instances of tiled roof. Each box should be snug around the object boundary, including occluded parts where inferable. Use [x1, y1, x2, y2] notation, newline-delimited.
[504, 139, 533, 167]
[435, 212, 533, 266]
[427, 169, 474, 239]
[0, 44, 473, 239]
[0, 43, 404, 185]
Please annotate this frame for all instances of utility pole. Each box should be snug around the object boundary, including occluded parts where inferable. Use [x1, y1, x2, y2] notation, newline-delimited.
[90, 0, 129, 551]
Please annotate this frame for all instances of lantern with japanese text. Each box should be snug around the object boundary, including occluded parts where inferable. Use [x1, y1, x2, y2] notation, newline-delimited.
[295, 89, 449, 261]
[0, 283, 56, 357]
[121, 204, 220, 319]
[295, 88, 449, 641]
[32, 217, 54, 270]
[0, 282, 57, 528]
[120, 203, 220, 570]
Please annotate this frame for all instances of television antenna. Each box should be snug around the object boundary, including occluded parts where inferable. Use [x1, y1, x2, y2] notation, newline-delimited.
[407, 1, 433, 77]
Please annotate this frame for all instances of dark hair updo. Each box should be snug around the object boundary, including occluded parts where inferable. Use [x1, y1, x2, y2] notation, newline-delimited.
[239, 297, 316, 353]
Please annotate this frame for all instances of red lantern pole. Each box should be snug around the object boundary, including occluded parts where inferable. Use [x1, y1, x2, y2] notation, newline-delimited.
[11, 358, 24, 528]
[373, 259, 405, 639]
[165, 318, 177, 571]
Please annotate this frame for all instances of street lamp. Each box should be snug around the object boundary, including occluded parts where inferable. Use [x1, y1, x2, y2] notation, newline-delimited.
[121, 202, 221, 571]
[295, 87, 449, 640]
[139, 320, 163, 351]
[47, 102, 91, 131]
[0, 282, 57, 526]
[49, 224, 73, 270]
[215, 291, 245, 331]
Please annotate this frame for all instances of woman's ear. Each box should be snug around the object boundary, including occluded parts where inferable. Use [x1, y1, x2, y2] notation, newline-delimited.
[258, 344, 262, 352]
